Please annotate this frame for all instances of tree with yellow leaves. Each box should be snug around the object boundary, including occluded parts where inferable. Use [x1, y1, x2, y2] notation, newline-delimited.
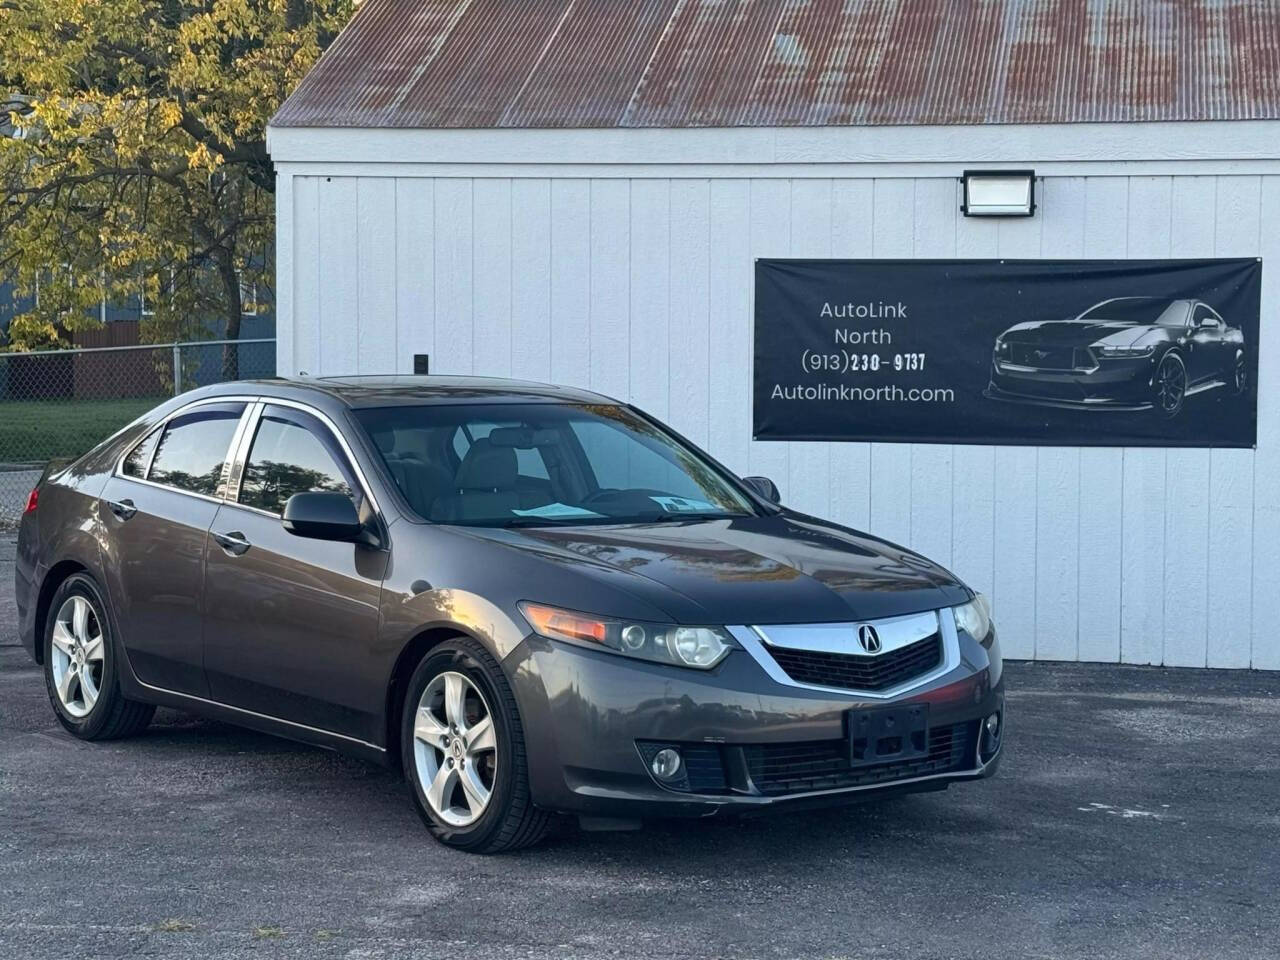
[0, 0, 353, 375]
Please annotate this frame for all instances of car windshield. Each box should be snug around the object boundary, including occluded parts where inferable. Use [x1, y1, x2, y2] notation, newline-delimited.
[1079, 298, 1189, 326]
[354, 402, 758, 527]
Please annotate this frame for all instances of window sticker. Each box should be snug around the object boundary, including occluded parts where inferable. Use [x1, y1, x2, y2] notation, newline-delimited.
[512, 503, 604, 519]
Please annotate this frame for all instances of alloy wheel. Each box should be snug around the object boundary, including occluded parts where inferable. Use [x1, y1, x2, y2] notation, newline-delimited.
[411, 671, 498, 827]
[1156, 355, 1186, 414]
[49, 595, 105, 718]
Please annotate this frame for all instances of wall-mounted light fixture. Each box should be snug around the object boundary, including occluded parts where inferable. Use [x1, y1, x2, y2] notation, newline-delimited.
[961, 169, 1036, 217]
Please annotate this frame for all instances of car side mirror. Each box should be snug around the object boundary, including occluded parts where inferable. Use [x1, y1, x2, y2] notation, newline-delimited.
[742, 475, 781, 504]
[282, 491, 365, 542]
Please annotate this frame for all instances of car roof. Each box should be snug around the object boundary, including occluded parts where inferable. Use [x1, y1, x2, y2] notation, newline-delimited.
[193, 375, 617, 410]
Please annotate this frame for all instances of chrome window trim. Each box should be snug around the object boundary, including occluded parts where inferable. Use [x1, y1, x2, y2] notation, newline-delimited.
[111, 394, 384, 524]
[230, 397, 382, 519]
[221, 400, 263, 502]
[113, 395, 258, 503]
[728, 609, 961, 701]
[217, 402, 260, 500]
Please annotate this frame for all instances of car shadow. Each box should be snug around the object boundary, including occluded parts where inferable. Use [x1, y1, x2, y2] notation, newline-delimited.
[121, 707, 1004, 866]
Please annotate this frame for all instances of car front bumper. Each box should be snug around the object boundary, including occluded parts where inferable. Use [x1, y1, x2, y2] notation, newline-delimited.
[986, 355, 1159, 410]
[506, 619, 1005, 819]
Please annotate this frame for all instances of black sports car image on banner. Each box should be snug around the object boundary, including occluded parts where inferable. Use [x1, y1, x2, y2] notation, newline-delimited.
[754, 258, 1260, 448]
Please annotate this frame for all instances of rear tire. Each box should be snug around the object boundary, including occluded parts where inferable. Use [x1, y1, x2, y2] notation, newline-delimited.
[43, 573, 154, 740]
[1232, 352, 1248, 395]
[1154, 351, 1186, 418]
[400, 638, 551, 853]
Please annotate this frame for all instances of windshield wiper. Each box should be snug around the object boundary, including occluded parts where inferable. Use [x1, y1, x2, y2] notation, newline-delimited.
[628, 512, 752, 524]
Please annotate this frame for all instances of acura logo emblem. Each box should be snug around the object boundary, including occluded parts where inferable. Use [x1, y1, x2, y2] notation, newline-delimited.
[857, 624, 882, 653]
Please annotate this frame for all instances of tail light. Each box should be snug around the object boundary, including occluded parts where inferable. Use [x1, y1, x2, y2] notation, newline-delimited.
[23, 486, 38, 514]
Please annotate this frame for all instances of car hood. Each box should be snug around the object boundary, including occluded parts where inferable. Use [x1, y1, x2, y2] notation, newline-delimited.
[457, 513, 970, 625]
[1001, 318, 1155, 348]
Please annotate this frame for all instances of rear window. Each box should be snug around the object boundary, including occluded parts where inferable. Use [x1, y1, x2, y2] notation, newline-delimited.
[122, 427, 161, 478]
[147, 406, 244, 496]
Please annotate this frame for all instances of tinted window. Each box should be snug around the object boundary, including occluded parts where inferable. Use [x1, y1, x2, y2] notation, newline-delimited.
[148, 408, 244, 495]
[239, 407, 355, 515]
[122, 427, 161, 478]
[454, 422, 550, 480]
[570, 420, 703, 499]
[1193, 304, 1220, 326]
[1079, 298, 1189, 327]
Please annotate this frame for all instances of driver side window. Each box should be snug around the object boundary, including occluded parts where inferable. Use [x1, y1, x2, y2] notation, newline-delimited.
[239, 406, 357, 516]
[1193, 304, 1220, 327]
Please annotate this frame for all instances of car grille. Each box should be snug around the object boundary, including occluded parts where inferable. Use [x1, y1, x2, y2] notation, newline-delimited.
[743, 722, 974, 796]
[1007, 343, 1093, 370]
[767, 633, 942, 692]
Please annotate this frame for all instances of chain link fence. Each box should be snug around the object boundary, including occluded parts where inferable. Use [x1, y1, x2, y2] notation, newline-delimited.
[0, 338, 275, 529]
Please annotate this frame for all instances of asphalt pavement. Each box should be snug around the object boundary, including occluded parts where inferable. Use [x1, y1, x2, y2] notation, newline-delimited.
[2, 556, 1278, 959]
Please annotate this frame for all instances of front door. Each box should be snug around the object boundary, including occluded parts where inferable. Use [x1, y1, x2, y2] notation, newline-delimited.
[1187, 303, 1225, 385]
[99, 401, 248, 696]
[201, 403, 387, 743]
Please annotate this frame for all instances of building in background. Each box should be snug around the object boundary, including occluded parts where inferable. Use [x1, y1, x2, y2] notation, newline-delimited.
[267, 0, 1280, 669]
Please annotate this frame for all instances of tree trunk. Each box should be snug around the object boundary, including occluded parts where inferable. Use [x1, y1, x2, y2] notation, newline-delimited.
[286, 0, 309, 30]
[213, 247, 242, 381]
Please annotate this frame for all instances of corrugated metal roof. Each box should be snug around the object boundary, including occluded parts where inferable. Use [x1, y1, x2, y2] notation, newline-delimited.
[271, 0, 1280, 128]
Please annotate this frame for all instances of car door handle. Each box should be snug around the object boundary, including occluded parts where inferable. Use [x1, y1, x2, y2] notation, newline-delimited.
[105, 498, 137, 521]
[212, 530, 251, 556]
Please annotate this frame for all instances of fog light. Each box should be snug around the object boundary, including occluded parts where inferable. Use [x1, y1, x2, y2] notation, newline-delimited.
[650, 748, 682, 781]
[981, 711, 1002, 762]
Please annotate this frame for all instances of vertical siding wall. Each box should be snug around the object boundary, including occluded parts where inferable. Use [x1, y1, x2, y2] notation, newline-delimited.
[283, 173, 1279, 669]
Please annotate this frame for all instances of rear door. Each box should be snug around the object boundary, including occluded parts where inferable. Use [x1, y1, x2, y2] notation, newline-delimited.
[99, 400, 249, 696]
[201, 402, 387, 742]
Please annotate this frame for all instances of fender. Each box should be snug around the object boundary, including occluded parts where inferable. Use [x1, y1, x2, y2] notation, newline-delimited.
[21, 471, 111, 664]
[378, 586, 530, 665]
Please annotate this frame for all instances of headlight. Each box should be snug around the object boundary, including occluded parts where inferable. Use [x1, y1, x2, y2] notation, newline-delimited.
[519, 602, 734, 669]
[953, 594, 992, 644]
[1095, 344, 1155, 358]
[994, 336, 1009, 356]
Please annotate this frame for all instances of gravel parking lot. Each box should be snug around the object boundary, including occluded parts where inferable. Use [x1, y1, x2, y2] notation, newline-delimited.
[2, 548, 1278, 960]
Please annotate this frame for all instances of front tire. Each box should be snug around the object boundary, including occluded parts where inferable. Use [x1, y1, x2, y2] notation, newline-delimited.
[400, 638, 551, 853]
[43, 573, 154, 740]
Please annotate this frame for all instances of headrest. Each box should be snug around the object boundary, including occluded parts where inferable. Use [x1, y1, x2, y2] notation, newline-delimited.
[455, 438, 518, 491]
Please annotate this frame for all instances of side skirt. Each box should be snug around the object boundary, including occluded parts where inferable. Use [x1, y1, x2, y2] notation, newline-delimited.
[118, 658, 390, 767]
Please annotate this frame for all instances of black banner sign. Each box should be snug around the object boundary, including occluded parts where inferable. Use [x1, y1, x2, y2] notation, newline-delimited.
[754, 259, 1260, 447]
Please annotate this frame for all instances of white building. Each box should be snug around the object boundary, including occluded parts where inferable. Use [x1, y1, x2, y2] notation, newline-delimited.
[267, 0, 1280, 669]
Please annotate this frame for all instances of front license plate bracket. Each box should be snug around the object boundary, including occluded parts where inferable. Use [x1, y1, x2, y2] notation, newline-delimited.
[847, 704, 929, 767]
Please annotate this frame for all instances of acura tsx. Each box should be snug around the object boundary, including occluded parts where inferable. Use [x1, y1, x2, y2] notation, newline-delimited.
[16, 377, 1004, 852]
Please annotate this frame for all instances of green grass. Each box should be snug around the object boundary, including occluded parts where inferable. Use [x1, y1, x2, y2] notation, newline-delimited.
[0, 396, 164, 463]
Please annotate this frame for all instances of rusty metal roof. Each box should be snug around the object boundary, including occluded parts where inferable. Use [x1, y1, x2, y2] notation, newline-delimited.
[271, 0, 1280, 128]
